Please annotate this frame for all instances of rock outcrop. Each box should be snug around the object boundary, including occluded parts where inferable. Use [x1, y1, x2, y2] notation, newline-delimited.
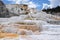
[0, 0, 19, 18]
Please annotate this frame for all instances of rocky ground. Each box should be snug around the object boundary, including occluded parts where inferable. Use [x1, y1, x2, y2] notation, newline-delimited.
[0, 11, 60, 40]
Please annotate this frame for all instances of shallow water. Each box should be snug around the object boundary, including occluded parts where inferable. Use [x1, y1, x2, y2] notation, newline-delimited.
[0, 11, 60, 40]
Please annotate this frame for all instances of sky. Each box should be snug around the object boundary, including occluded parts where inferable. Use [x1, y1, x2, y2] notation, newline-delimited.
[1, 0, 60, 10]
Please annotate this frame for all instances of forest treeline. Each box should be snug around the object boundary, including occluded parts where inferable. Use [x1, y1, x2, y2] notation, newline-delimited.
[42, 6, 60, 14]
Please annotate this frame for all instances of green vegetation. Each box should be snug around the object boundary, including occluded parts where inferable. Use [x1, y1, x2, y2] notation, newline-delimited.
[42, 6, 60, 14]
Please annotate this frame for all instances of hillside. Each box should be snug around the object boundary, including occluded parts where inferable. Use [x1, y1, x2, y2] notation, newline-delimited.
[0, 1, 19, 18]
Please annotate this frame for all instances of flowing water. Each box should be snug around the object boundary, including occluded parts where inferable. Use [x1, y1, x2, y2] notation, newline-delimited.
[0, 11, 60, 40]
